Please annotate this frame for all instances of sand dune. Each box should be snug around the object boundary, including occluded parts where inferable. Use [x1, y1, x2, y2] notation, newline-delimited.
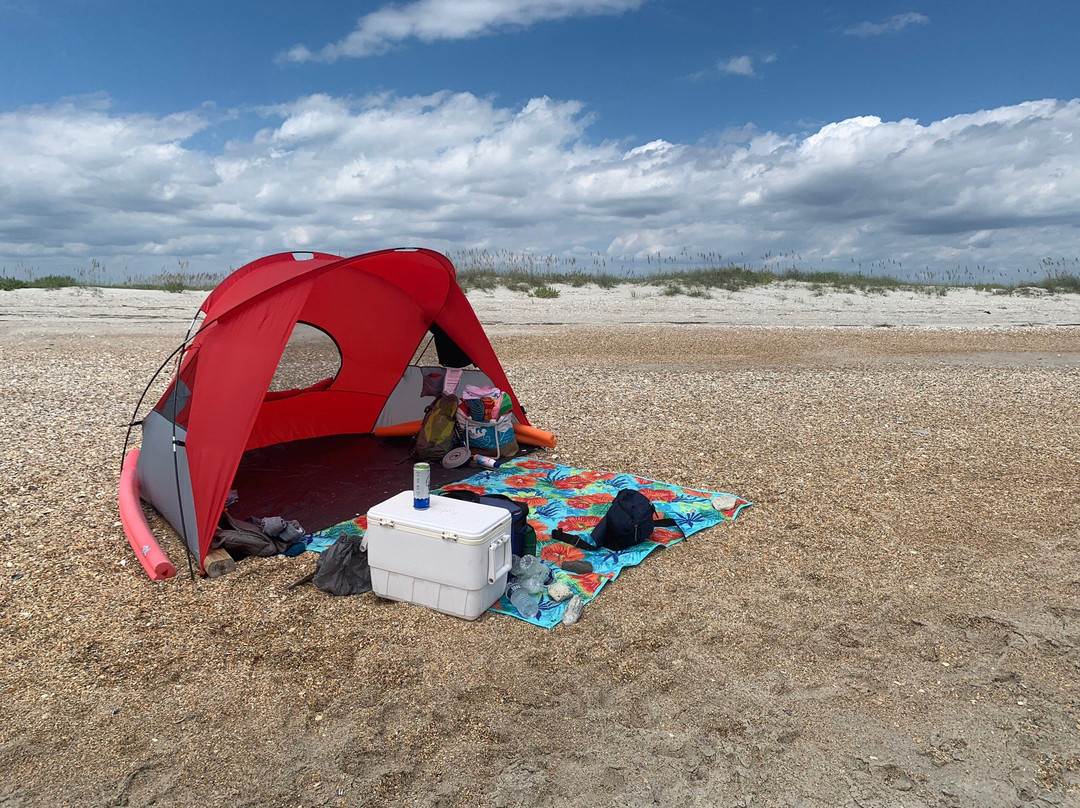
[0, 280, 1078, 333]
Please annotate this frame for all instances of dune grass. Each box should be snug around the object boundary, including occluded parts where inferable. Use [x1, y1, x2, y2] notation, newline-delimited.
[0, 258, 224, 293]
[0, 274, 81, 291]
[455, 261, 1080, 297]
[3, 251, 1079, 296]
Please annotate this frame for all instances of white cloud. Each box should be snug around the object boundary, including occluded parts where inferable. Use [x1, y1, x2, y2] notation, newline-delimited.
[278, 0, 647, 63]
[719, 55, 755, 77]
[844, 12, 929, 37]
[712, 53, 775, 79]
[1, 94, 1079, 283]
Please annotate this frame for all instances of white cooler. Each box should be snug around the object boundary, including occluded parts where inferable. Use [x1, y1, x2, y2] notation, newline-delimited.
[366, 492, 512, 621]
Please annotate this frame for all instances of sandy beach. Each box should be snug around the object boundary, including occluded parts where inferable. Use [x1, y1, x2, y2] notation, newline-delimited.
[1, 282, 1079, 807]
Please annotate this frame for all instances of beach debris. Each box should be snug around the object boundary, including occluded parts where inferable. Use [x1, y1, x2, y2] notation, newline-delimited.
[561, 595, 584, 626]
[546, 581, 572, 602]
[711, 494, 738, 511]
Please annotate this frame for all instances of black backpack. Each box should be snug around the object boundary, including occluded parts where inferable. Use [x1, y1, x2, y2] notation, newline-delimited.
[590, 489, 669, 552]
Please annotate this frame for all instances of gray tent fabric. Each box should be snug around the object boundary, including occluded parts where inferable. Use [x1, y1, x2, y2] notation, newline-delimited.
[374, 366, 498, 429]
[137, 410, 199, 558]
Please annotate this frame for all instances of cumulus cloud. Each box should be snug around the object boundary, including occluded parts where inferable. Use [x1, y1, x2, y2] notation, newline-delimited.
[719, 55, 755, 76]
[278, 0, 647, 63]
[708, 53, 775, 80]
[844, 12, 929, 37]
[1, 93, 1078, 282]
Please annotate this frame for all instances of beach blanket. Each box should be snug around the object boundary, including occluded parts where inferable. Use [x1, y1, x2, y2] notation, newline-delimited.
[304, 457, 751, 627]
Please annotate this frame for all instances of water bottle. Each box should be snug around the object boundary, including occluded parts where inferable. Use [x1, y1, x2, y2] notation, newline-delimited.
[506, 583, 539, 619]
[513, 554, 547, 581]
[516, 575, 547, 595]
[511, 554, 548, 596]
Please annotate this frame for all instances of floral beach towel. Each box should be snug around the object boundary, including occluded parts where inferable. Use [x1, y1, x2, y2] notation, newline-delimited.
[305, 457, 751, 628]
[441, 457, 751, 627]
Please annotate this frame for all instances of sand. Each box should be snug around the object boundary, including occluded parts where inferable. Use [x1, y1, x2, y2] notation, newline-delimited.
[1, 282, 1079, 807]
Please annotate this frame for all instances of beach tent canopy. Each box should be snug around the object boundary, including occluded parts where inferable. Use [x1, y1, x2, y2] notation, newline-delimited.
[135, 248, 528, 573]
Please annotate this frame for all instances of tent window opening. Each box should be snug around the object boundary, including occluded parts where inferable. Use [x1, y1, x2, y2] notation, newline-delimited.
[159, 377, 192, 424]
[153, 350, 200, 428]
[267, 322, 342, 395]
[429, 323, 474, 368]
[409, 325, 475, 369]
[410, 333, 439, 365]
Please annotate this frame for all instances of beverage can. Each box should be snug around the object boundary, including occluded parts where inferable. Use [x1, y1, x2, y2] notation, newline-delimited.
[413, 462, 430, 509]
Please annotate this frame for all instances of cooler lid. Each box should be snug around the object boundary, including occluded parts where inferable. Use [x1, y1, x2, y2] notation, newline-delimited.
[367, 491, 510, 544]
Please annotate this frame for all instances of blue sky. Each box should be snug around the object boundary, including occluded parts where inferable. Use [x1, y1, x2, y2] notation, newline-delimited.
[2, 0, 1079, 282]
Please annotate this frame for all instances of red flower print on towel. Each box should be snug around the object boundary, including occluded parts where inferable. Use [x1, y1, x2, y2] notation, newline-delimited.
[552, 470, 612, 490]
[649, 527, 682, 546]
[540, 543, 584, 565]
[565, 492, 615, 510]
[503, 474, 538, 489]
[681, 488, 710, 499]
[557, 515, 602, 533]
[640, 488, 678, 503]
[568, 572, 607, 596]
[515, 459, 558, 470]
[441, 483, 486, 497]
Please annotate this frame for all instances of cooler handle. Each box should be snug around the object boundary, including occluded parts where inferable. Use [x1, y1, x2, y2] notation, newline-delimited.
[488, 535, 511, 584]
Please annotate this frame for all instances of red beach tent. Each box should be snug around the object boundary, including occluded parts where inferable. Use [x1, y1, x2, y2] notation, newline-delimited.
[120, 248, 530, 578]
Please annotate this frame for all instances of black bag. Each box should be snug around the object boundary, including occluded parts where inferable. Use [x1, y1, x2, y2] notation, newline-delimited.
[441, 490, 535, 556]
[312, 533, 372, 596]
[590, 489, 659, 552]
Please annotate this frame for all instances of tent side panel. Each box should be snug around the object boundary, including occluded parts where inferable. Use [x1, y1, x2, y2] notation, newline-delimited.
[298, 268, 435, 398]
[331, 249, 453, 316]
[245, 391, 387, 450]
[137, 411, 199, 558]
[186, 284, 312, 568]
[200, 254, 340, 321]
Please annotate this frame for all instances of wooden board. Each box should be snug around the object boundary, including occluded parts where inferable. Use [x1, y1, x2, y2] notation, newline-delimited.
[204, 548, 236, 578]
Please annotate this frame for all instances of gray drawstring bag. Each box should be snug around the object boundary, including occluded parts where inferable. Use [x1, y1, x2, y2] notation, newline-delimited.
[312, 533, 372, 596]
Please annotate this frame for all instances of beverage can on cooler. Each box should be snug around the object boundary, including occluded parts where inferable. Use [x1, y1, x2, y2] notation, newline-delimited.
[413, 462, 430, 509]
